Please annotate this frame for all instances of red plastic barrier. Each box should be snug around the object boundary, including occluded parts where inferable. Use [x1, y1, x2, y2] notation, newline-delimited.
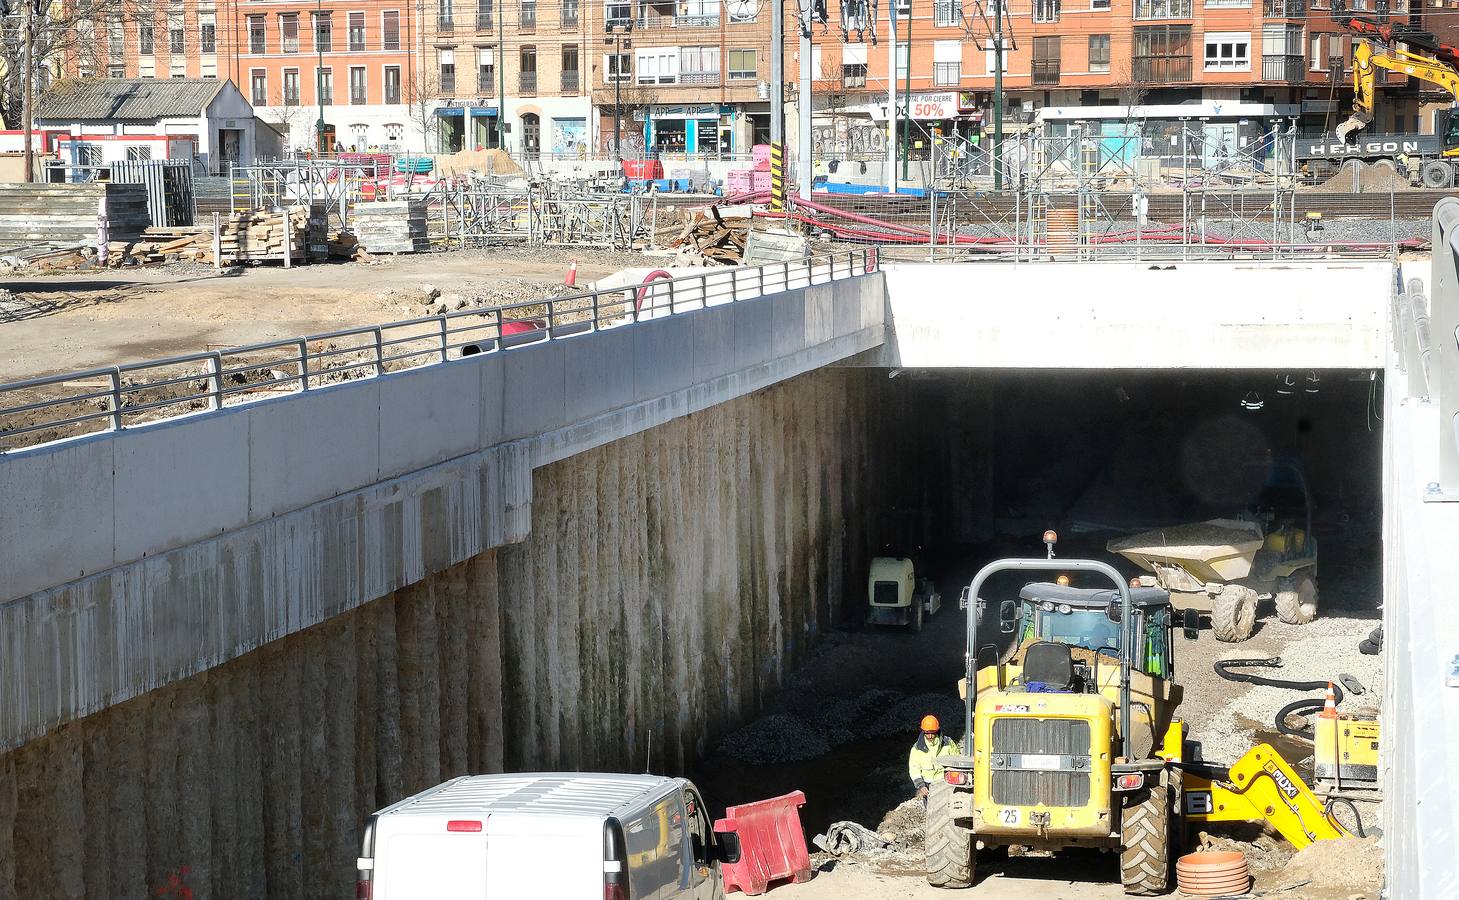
[714, 791, 812, 895]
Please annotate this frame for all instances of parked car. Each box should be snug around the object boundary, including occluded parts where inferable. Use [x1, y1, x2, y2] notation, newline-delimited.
[356, 772, 742, 899]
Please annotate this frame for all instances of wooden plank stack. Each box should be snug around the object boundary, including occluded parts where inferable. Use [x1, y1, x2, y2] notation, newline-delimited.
[351, 200, 429, 254]
[668, 207, 749, 263]
[219, 207, 308, 263]
[108, 226, 213, 265]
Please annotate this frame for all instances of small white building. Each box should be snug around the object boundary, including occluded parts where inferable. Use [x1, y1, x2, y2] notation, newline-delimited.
[33, 78, 259, 174]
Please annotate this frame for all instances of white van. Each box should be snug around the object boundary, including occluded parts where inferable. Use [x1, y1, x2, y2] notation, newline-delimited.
[356, 773, 743, 900]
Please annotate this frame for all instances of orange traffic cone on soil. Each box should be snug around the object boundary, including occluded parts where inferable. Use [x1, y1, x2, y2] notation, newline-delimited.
[1320, 681, 1339, 719]
[565, 259, 578, 286]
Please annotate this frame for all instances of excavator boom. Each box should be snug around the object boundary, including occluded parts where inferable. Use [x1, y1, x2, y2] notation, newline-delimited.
[1336, 39, 1459, 143]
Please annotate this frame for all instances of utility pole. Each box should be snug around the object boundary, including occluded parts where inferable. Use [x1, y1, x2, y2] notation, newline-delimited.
[497, 0, 506, 149]
[797, 0, 811, 198]
[22, 0, 34, 182]
[607, 25, 631, 159]
[315, 0, 326, 153]
[885, 3, 897, 190]
[770, 0, 784, 148]
[992, 0, 1004, 189]
[900, 0, 911, 183]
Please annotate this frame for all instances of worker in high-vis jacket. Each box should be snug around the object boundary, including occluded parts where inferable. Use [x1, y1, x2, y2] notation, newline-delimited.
[908, 714, 960, 803]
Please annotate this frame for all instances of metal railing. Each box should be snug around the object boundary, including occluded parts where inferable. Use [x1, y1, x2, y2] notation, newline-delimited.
[1261, 54, 1304, 81]
[0, 249, 880, 454]
[520, 71, 537, 94]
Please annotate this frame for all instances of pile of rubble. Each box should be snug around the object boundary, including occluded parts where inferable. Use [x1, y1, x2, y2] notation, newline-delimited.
[669, 208, 749, 264]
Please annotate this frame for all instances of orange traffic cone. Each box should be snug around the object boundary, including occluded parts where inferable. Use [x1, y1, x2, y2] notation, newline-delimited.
[1320, 681, 1339, 719]
[564, 259, 578, 286]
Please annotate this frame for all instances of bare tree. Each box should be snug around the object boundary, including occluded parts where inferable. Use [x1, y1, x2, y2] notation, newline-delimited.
[269, 103, 313, 155]
[404, 64, 443, 153]
[1, 0, 149, 180]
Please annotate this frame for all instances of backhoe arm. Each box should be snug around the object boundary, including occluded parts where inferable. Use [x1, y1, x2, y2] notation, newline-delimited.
[1181, 744, 1350, 850]
[1338, 39, 1459, 142]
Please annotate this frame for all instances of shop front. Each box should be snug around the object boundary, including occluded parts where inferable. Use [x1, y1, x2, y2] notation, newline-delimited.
[897, 91, 983, 160]
[433, 101, 500, 152]
[636, 104, 752, 157]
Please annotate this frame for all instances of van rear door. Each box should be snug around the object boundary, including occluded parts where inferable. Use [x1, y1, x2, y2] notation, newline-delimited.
[374, 817, 488, 898]
[484, 813, 605, 898]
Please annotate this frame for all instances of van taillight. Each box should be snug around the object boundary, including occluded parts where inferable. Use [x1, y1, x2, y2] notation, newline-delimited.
[355, 879, 373, 900]
[604, 884, 627, 900]
[447, 820, 483, 832]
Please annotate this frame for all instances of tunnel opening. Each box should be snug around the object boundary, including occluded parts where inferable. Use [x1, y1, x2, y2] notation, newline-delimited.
[693, 366, 1385, 893]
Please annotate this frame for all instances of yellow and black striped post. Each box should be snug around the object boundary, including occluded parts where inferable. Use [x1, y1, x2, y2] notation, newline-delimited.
[770, 142, 787, 212]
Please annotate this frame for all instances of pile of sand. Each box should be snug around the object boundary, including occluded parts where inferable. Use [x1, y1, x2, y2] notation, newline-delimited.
[1268, 836, 1384, 899]
[1319, 159, 1413, 192]
[433, 148, 524, 177]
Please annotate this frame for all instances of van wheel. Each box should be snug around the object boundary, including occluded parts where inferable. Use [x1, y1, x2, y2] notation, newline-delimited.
[1121, 781, 1171, 896]
[925, 781, 974, 888]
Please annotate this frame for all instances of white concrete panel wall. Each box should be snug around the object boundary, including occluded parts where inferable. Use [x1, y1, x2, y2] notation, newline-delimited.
[882, 261, 1391, 369]
[1383, 318, 1459, 899]
[0, 274, 887, 751]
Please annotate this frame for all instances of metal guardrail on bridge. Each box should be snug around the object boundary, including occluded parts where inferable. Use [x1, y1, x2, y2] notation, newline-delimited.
[0, 249, 880, 454]
[1427, 197, 1459, 493]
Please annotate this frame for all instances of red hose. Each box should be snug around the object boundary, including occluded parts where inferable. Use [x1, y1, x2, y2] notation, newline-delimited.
[636, 269, 673, 313]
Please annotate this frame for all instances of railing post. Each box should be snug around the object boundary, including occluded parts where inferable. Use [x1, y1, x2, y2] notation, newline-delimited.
[373, 327, 384, 376]
[783, 260, 790, 293]
[439, 315, 450, 362]
[592, 291, 600, 331]
[108, 368, 123, 431]
[298, 339, 310, 390]
[208, 352, 224, 410]
[758, 263, 764, 297]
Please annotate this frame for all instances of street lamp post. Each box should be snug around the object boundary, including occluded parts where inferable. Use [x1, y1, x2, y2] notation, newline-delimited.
[604, 23, 632, 160]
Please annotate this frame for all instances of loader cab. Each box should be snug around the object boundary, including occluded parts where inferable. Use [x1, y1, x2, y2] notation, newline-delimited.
[1011, 583, 1176, 680]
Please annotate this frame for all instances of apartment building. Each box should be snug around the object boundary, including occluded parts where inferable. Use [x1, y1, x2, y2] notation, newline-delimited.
[425, 0, 777, 156]
[798, 0, 1422, 163]
[65, 0, 423, 152]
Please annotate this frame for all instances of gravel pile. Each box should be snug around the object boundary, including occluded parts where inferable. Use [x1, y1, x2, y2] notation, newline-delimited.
[1184, 614, 1384, 764]
[715, 713, 830, 766]
[1274, 836, 1383, 899]
[866, 693, 966, 740]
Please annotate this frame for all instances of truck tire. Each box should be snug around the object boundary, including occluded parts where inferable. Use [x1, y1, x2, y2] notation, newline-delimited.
[1274, 572, 1319, 625]
[1210, 585, 1257, 642]
[925, 780, 974, 888]
[1423, 160, 1454, 189]
[1121, 782, 1171, 896]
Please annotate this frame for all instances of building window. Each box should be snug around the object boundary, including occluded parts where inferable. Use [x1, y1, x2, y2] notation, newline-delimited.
[1091, 0, 1109, 9]
[317, 67, 333, 104]
[1133, 24, 1192, 81]
[168, 7, 185, 54]
[681, 45, 719, 85]
[605, 52, 631, 82]
[728, 47, 756, 79]
[313, 12, 331, 51]
[635, 47, 678, 84]
[1032, 35, 1060, 83]
[385, 66, 402, 103]
[127, 145, 152, 160]
[520, 0, 536, 29]
[140, 21, 155, 55]
[200, 15, 216, 53]
[250, 70, 267, 104]
[477, 0, 493, 28]
[1203, 31, 1250, 70]
[439, 0, 454, 28]
[247, 15, 264, 54]
[382, 10, 400, 49]
[439, 50, 456, 93]
[519, 46, 537, 93]
[608, 0, 631, 26]
[933, 0, 961, 26]
[896, 41, 908, 79]
[933, 39, 960, 85]
[1134, 0, 1191, 17]
[841, 62, 867, 87]
[108, 16, 124, 59]
[478, 48, 495, 91]
[108, 64, 126, 77]
[561, 0, 579, 27]
[351, 66, 368, 103]
[561, 44, 579, 91]
[348, 11, 366, 50]
[1088, 33, 1110, 73]
[280, 13, 299, 53]
[283, 69, 300, 105]
[1034, 0, 1059, 22]
[1262, 24, 1303, 79]
[1206, 0, 1250, 7]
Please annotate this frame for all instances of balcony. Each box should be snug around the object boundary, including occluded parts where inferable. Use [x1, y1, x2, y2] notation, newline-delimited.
[681, 71, 719, 85]
[385, 85, 401, 103]
[561, 70, 580, 91]
[1263, 0, 1305, 13]
[1261, 54, 1304, 81]
[520, 72, 537, 95]
[441, 72, 457, 93]
[560, 1, 579, 26]
[438, 13, 455, 29]
[479, 71, 496, 92]
[519, 2, 536, 29]
[1032, 58, 1060, 85]
[477, 11, 494, 28]
[1132, 56, 1192, 82]
[675, 13, 719, 25]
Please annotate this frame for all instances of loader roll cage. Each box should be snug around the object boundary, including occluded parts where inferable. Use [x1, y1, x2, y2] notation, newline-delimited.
[963, 559, 1135, 761]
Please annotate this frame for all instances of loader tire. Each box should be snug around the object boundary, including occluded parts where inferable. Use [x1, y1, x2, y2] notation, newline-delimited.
[1274, 572, 1319, 625]
[1423, 160, 1454, 189]
[913, 598, 924, 634]
[925, 780, 974, 888]
[1121, 782, 1171, 896]
[1211, 585, 1257, 642]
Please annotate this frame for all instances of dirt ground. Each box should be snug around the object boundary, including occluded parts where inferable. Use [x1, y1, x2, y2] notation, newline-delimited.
[0, 247, 659, 383]
[698, 534, 1385, 899]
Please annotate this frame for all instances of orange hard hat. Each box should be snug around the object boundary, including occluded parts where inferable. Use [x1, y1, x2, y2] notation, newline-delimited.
[920, 715, 941, 732]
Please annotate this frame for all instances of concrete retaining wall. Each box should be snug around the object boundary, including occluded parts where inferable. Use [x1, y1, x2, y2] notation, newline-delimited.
[0, 368, 888, 900]
[880, 260, 1390, 369]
